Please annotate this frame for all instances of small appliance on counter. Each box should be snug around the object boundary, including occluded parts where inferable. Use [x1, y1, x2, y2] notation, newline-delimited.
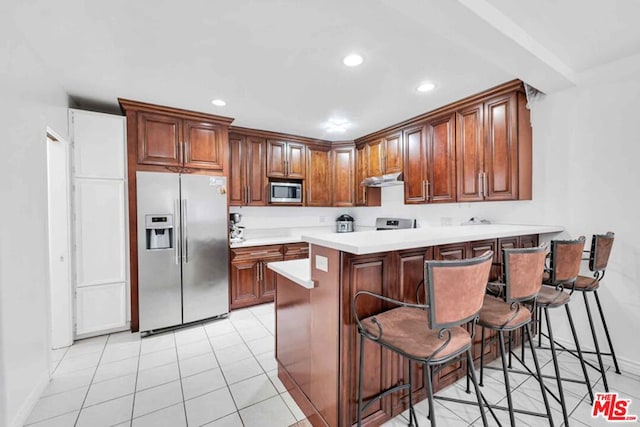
[336, 214, 355, 233]
[229, 212, 245, 242]
[375, 217, 416, 230]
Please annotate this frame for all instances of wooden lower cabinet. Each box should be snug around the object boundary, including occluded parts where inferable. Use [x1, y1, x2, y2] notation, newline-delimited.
[230, 243, 310, 309]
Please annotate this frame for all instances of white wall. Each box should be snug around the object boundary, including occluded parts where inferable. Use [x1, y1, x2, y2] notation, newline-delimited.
[235, 63, 640, 372]
[0, 7, 70, 427]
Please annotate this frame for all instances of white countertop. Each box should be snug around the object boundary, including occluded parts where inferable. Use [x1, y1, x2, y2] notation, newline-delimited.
[302, 224, 564, 255]
[267, 258, 314, 289]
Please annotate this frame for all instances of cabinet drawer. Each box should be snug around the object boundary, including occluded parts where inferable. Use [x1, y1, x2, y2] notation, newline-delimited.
[283, 242, 309, 256]
[231, 245, 283, 262]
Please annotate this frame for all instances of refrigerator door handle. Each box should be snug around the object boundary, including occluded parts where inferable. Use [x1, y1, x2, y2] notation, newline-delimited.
[174, 199, 181, 265]
[182, 199, 188, 263]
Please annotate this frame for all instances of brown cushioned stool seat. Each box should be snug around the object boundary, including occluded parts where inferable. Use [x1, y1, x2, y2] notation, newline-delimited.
[478, 295, 531, 330]
[574, 275, 600, 291]
[362, 307, 471, 361]
[536, 286, 571, 308]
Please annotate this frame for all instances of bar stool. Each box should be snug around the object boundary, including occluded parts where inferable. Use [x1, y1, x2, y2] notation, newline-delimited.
[475, 244, 554, 427]
[567, 232, 619, 391]
[536, 237, 593, 425]
[353, 251, 493, 427]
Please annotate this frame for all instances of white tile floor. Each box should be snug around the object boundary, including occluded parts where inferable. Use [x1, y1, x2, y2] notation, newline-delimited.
[28, 303, 640, 426]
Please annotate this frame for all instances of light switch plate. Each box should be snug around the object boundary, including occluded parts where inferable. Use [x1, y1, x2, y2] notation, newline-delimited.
[315, 255, 328, 272]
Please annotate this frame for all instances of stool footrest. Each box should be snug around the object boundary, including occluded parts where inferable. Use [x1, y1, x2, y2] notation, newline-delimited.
[361, 382, 412, 415]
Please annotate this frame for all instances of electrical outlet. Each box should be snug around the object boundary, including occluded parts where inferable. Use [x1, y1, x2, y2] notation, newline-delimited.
[319, 216, 326, 223]
[315, 255, 328, 272]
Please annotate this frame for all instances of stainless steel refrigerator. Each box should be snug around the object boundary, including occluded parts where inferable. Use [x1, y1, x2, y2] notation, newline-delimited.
[137, 171, 229, 332]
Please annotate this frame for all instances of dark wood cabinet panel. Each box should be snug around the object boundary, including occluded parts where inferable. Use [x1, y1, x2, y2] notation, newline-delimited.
[267, 140, 305, 179]
[229, 134, 245, 206]
[366, 139, 384, 178]
[384, 132, 403, 174]
[332, 146, 355, 206]
[230, 261, 260, 309]
[427, 114, 456, 203]
[306, 146, 331, 207]
[519, 234, 538, 248]
[354, 144, 381, 207]
[266, 140, 287, 178]
[456, 104, 484, 202]
[470, 239, 499, 281]
[137, 112, 182, 167]
[229, 133, 267, 206]
[183, 120, 224, 170]
[230, 245, 283, 309]
[246, 136, 267, 206]
[287, 142, 306, 179]
[484, 93, 518, 200]
[403, 124, 428, 204]
[434, 242, 468, 260]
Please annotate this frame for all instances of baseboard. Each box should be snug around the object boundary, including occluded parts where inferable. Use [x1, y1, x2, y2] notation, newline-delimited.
[9, 370, 49, 427]
[554, 336, 640, 376]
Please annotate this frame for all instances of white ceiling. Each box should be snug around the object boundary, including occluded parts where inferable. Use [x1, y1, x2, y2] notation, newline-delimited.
[8, 0, 640, 140]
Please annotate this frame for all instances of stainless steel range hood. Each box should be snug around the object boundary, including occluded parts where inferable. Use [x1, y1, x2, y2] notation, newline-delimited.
[361, 172, 403, 187]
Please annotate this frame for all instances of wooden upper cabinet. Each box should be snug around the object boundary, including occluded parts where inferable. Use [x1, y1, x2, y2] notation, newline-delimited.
[183, 120, 224, 170]
[306, 145, 331, 207]
[484, 93, 518, 201]
[403, 124, 428, 204]
[456, 103, 484, 202]
[120, 98, 233, 174]
[229, 134, 246, 206]
[229, 133, 267, 206]
[137, 112, 182, 167]
[366, 139, 384, 177]
[427, 114, 456, 203]
[287, 142, 306, 179]
[384, 132, 403, 174]
[456, 92, 519, 202]
[355, 145, 367, 205]
[267, 140, 306, 179]
[246, 136, 267, 205]
[332, 146, 355, 206]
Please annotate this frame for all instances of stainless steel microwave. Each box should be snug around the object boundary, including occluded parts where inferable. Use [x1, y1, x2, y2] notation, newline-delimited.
[269, 182, 302, 203]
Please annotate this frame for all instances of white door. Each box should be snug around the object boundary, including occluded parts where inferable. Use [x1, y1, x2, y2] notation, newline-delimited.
[47, 130, 73, 349]
[71, 110, 129, 337]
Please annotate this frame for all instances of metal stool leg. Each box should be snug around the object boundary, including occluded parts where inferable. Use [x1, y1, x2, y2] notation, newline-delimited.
[565, 304, 594, 403]
[525, 323, 554, 427]
[425, 364, 436, 427]
[498, 332, 516, 427]
[538, 306, 543, 348]
[408, 361, 417, 427]
[479, 327, 486, 386]
[594, 290, 621, 374]
[467, 349, 488, 426]
[583, 292, 609, 392]
[544, 307, 569, 426]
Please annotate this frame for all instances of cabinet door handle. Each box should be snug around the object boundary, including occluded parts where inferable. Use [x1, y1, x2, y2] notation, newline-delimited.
[256, 262, 260, 281]
[483, 172, 488, 198]
[478, 173, 483, 198]
[259, 262, 263, 281]
[425, 180, 430, 201]
[248, 186, 251, 204]
[363, 187, 366, 204]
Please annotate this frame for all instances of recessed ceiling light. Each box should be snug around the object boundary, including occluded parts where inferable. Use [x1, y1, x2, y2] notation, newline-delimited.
[343, 54, 364, 67]
[325, 118, 350, 133]
[211, 99, 226, 106]
[417, 82, 436, 93]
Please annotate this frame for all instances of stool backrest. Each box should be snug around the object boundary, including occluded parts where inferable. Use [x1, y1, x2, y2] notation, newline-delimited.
[503, 244, 548, 303]
[589, 232, 615, 272]
[549, 237, 585, 284]
[424, 251, 493, 330]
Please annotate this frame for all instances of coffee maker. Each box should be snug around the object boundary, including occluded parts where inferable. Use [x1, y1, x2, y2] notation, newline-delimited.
[229, 212, 245, 242]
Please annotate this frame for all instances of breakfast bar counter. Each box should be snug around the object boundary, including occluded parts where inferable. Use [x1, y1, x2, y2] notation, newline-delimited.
[272, 224, 563, 427]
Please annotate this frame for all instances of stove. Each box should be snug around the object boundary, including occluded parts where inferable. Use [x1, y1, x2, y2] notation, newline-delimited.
[375, 217, 416, 230]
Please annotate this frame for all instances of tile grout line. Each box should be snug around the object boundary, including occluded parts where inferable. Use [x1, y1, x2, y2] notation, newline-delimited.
[204, 321, 245, 427]
[170, 330, 190, 427]
[73, 336, 110, 427]
[126, 331, 144, 427]
[229, 306, 299, 424]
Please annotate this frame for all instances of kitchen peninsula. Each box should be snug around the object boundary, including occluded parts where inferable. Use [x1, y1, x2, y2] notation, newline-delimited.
[269, 224, 563, 427]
